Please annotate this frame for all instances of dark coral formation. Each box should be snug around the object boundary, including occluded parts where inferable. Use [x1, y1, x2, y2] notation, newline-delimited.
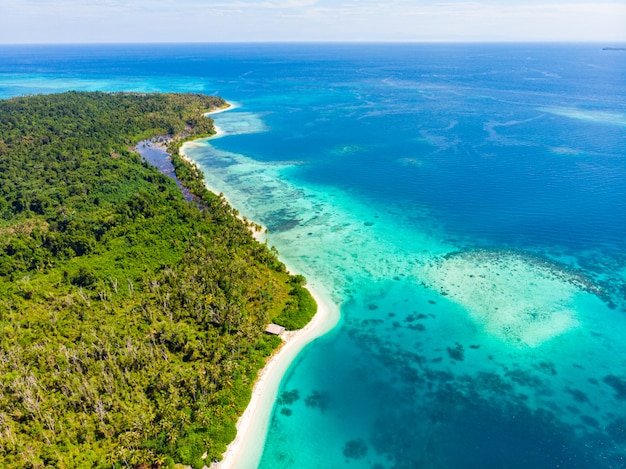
[565, 387, 590, 403]
[447, 343, 465, 362]
[342, 439, 368, 460]
[305, 390, 330, 412]
[277, 389, 300, 406]
[603, 375, 626, 401]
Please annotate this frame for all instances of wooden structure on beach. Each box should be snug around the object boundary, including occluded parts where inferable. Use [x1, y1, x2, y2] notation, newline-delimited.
[264, 324, 286, 336]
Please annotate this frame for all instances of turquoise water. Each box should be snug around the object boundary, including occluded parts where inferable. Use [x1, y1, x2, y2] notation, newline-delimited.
[1, 44, 625, 468]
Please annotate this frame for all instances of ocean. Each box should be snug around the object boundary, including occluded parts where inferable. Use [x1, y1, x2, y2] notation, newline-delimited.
[1, 43, 625, 468]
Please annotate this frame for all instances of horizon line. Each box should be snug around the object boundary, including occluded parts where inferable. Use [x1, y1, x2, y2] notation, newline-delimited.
[2, 40, 626, 46]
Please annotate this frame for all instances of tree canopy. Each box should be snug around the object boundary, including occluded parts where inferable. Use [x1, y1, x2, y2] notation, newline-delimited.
[0, 92, 316, 468]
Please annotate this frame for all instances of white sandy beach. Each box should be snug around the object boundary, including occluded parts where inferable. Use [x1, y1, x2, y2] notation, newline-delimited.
[200, 102, 239, 141]
[213, 284, 339, 469]
[205, 102, 240, 117]
[183, 103, 341, 469]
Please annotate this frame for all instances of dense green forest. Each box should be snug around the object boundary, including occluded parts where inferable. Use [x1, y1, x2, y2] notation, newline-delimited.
[0, 92, 316, 468]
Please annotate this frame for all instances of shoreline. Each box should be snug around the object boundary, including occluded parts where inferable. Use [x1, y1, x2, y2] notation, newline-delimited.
[206, 101, 241, 116]
[189, 103, 340, 468]
[213, 284, 339, 469]
[203, 101, 238, 140]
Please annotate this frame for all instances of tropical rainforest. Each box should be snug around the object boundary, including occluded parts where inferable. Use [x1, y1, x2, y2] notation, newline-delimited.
[0, 92, 316, 468]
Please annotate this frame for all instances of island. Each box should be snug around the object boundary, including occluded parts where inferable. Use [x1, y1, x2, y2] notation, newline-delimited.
[0, 92, 317, 468]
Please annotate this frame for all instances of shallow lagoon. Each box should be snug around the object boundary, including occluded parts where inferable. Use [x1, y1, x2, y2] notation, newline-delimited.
[186, 120, 626, 467]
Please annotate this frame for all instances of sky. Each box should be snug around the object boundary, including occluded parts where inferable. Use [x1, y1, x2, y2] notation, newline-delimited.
[1, 0, 625, 43]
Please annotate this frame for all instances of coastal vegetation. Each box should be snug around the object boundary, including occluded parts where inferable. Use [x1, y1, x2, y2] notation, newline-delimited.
[0, 92, 316, 468]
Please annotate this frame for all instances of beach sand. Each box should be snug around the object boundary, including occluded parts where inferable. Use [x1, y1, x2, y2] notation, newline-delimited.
[212, 284, 339, 469]
[183, 103, 341, 468]
[205, 102, 240, 117]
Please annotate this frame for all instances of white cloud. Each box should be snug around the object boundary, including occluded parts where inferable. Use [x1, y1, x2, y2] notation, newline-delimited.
[1, 0, 625, 42]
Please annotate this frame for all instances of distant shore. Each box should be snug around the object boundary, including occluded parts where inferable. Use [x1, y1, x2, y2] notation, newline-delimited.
[184, 102, 340, 469]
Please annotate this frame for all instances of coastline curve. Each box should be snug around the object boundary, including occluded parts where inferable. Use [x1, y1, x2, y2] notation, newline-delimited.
[189, 103, 341, 468]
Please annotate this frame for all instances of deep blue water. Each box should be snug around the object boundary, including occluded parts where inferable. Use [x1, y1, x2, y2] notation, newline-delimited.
[1, 43, 625, 468]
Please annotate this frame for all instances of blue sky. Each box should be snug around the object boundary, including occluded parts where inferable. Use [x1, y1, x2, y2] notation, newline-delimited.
[1, 0, 625, 43]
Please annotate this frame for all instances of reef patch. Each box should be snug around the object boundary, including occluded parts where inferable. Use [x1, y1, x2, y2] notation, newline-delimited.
[420, 250, 603, 347]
